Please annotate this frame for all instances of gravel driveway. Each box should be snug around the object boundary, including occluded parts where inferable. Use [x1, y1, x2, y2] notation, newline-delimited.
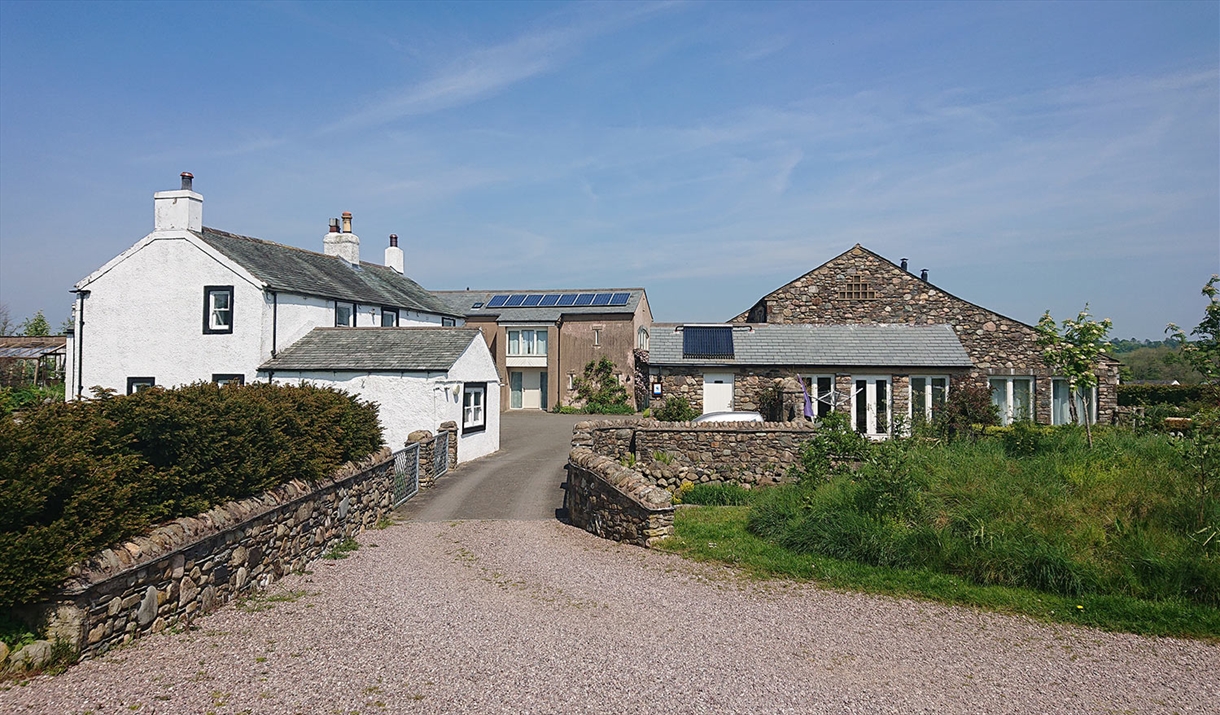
[4, 518, 1216, 714]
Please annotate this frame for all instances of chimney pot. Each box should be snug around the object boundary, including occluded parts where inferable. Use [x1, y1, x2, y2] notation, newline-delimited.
[920, 268, 929, 282]
[389, 234, 398, 247]
[329, 218, 340, 233]
[180, 172, 194, 190]
[341, 212, 352, 233]
[900, 258, 909, 272]
[384, 233, 404, 274]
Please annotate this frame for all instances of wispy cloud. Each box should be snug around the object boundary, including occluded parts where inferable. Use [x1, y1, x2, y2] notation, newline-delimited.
[321, 2, 680, 134]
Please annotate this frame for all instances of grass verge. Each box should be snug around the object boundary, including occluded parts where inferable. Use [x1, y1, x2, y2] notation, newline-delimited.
[656, 505, 1220, 640]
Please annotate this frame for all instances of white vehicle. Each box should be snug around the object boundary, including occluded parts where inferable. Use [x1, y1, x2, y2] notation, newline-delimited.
[692, 411, 764, 424]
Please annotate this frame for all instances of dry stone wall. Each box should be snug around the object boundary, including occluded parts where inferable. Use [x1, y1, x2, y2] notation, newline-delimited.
[1, 439, 462, 672]
[566, 447, 674, 547]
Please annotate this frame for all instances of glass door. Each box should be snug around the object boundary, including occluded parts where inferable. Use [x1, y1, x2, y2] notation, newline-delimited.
[509, 371, 523, 409]
[853, 377, 891, 437]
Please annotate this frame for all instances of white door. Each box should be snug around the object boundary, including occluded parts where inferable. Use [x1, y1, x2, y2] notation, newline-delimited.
[702, 372, 734, 413]
[852, 376, 891, 436]
[521, 370, 542, 410]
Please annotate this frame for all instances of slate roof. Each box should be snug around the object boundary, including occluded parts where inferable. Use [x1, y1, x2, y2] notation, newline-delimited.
[649, 323, 974, 368]
[258, 327, 481, 372]
[433, 289, 646, 323]
[197, 228, 461, 318]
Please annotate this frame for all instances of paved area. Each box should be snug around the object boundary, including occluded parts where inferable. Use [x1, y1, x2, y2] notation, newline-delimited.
[401, 411, 608, 521]
[3, 413, 1217, 714]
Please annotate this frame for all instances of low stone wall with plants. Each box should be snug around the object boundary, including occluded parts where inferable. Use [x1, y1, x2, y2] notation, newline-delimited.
[566, 447, 674, 546]
[572, 418, 818, 492]
[2, 447, 403, 673]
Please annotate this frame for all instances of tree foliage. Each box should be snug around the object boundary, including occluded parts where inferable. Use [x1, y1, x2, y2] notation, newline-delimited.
[1036, 305, 1112, 447]
[17, 310, 50, 337]
[571, 357, 632, 413]
[1167, 275, 1220, 382]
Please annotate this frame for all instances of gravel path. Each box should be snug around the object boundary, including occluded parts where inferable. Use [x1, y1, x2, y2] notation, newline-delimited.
[3, 519, 1216, 714]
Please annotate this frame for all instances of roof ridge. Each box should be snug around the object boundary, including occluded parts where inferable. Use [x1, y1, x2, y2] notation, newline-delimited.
[200, 226, 341, 260]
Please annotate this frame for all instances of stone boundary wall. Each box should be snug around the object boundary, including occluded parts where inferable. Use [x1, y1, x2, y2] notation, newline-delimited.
[571, 418, 818, 492]
[408, 421, 458, 489]
[2, 433, 464, 672]
[566, 447, 674, 547]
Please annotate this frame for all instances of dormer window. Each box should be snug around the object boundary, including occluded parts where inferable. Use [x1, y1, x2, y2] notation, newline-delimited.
[203, 286, 234, 334]
[837, 276, 876, 301]
[335, 302, 355, 327]
[381, 307, 398, 327]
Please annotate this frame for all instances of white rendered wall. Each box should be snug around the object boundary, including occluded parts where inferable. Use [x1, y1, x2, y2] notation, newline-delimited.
[448, 335, 501, 462]
[75, 235, 265, 395]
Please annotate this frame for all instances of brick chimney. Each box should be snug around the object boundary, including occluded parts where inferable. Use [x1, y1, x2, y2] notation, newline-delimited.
[323, 211, 360, 265]
[153, 172, 203, 232]
[385, 234, 404, 274]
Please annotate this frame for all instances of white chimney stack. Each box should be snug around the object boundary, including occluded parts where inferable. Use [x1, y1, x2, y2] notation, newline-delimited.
[153, 172, 203, 232]
[323, 211, 360, 265]
[385, 234, 404, 274]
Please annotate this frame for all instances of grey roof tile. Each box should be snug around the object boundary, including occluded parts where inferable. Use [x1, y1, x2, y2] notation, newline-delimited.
[650, 323, 974, 368]
[258, 327, 481, 372]
[197, 228, 461, 317]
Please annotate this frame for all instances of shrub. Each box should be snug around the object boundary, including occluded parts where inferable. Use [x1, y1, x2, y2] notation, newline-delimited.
[0, 381, 382, 609]
[1118, 384, 1219, 408]
[788, 411, 870, 483]
[932, 380, 999, 440]
[680, 483, 752, 506]
[572, 357, 632, 413]
[654, 396, 698, 422]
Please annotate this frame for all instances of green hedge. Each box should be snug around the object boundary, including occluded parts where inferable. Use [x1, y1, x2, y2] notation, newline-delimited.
[0, 382, 382, 609]
[1118, 384, 1218, 407]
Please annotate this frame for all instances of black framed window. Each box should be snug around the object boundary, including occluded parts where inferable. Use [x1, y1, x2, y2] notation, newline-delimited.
[203, 285, 234, 334]
[462, 383, 486, 434]
[381, 307, 398, 327]
[127, 377, 156, 394]
[442, 317, 456, 327]
[212, 373, 245, 387]
[335, 302, 356, 327]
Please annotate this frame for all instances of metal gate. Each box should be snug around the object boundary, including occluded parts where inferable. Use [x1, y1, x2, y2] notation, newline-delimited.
[392, 443, 420, 508]
[434, 431, 450, 479]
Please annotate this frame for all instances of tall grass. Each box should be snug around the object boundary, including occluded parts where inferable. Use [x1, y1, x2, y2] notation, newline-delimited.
[748, 425, 1219, 607]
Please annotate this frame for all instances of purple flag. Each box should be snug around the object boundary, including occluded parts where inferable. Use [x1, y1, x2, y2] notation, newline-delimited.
[798, 375, 814, 419]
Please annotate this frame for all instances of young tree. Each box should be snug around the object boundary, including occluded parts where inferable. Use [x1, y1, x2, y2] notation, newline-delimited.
[1167, 274, 1220, 382]
[572, 357, 631, 413]
[0, 303, 13, 336]
[18, 310, 51, 337]
[1036, 305, 1112, 448]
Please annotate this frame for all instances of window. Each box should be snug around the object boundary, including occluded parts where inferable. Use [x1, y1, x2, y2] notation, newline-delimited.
[837, 276, 876, 301]
[568, 373, 575, 390]
[801, 376, 835, 418]
[212, 374, 245, 387]
[507, 329, 548, 356]
[463, 383, 486, 433]
[910, 376, 949, 424]
[126, 377, 155, 394]
[853, 377, 890, 435]
[1052, 379, 1097, 425]
[442, 317, 456, 327]
[593, 328, 601, 346]
[990, 377, 1034, 425]
[203, 286, 234, 334]
[637, 327, 650, 350]
[381, 308, 398, 327]
[335, 302, 355, 327]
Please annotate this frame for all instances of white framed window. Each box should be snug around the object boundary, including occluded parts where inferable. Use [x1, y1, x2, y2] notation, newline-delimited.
[203, 286, 234, 334]
[381, 308, 398, 327]
[507, 329, 547, 356]
[463, 383, 486, 433]
[1052, 379, 1097, 425]
[126, 376, 155, 394]
[335, 302, 355, 327]
[637, 327, 650, 350]
[852, 376, 891, 436]
[802, 375, 836, 418]
[910, 376, 949, 424]
[212, 373, 245, 387]
[593, 328, 601, 346]
[990, 377, 1034, 425]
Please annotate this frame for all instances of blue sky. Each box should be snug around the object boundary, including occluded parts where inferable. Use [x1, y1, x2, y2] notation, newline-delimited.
[1, 1, 1216, 339]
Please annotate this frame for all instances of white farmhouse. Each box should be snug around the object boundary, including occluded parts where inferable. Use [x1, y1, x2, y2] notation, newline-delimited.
[65, 173, 500, 460]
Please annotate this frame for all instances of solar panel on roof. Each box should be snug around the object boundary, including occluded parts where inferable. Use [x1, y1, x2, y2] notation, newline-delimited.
[557, 293, 578, 306]
[591, 293, 613, 306]
[522, 294, 543, 306]
[505, 294, 526, 307]
[609, 292, 631, 306]
[486, 295, 509, 308]
[683, 326, 734, 359]
[539, 294, 560, 306]
[574, 294, 594, 306]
